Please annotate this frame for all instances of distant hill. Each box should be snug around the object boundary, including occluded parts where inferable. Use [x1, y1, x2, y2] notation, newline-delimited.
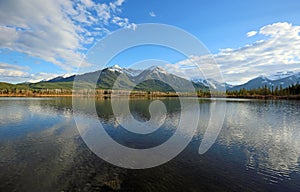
[0, 82, 29, 90]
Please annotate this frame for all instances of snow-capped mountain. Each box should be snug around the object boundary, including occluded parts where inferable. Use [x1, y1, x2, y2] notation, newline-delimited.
[267, 71, 295, 81]
[132, 66, 202, 92]
[104, 65, 143, 77]
[43, 65, 208, 91]
[122, 68, 143, 77]
[229, 72, 300, 91]
[43, 67, 300, 92]
[106, 64, 123, 73]
[192, 78, 232, 90]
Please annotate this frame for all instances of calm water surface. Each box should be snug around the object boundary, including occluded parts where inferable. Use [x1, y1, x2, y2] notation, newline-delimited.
[0, 97, 299, 192]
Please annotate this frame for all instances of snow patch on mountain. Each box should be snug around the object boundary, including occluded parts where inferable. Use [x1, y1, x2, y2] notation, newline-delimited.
[192, 78, 210, 87]
[123, 68, 142, 77]
[192, 78, 231, 90]
[267, 71, 295, 81]
[107, 65, 124, 73]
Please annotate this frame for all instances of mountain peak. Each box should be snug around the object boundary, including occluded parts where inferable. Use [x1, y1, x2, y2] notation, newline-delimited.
[257, 75, 269, 80]
[105, 65, 124, 73]
[192, 78, 230, 89]
[148, 66, 167, 74]
[112, 64, 121, 69]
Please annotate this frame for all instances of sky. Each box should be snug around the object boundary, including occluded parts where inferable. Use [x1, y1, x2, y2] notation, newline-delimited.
[1, 0, 300, 84]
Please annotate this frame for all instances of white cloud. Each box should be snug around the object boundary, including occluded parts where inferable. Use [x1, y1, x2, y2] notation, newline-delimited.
[27, 72, 77, 83]
[166, 22, 300, 84]
[259, 22, 297, 37]
[0, 61, 76, 83]
[0, 63, 28, 71]
[27, 73, 64, 83]
[115, 0, 125, 6]
[0, 62, 30, 82]
[80, 0, 95, 8]
[0, 26, 19, 47]
[112, 16, 136, 29]
[149, 11, 156, 17]
[247, 30, 257, 37]
[110, 0, 126, 12]
[0, 0, 132, 71]
[0, 69, 28, 78]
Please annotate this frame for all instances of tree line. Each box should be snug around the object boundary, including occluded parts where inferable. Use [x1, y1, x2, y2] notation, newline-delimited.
[1, 82, 299, 97]
[0, 88, 72, 95]
[226, 83, 300, 96]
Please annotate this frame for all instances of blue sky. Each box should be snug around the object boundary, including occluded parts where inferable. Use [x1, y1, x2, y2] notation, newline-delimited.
[1, 0, 300, 84]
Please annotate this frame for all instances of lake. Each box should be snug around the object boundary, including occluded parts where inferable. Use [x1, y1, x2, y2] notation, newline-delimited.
[0, 97, 299, 192]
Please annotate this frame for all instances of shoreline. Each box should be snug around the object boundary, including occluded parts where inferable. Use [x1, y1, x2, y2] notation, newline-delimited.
[0, 94, 299, 100]
[226, 95, 300, 100]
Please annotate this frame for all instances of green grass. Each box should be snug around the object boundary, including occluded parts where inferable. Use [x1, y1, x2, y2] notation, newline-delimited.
[0, 82, 29, 90]
[29, 82, 74, 89]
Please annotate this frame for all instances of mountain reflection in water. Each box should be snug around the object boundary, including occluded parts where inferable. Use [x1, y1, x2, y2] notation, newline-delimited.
[0, 97, 299, 192]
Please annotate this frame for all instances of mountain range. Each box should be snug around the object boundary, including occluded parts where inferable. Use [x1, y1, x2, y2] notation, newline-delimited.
[229, 71, 300, 91]
[29, 66, 300, 91]
[1, 65, 299, 92]
[30, 65, 208, 92]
